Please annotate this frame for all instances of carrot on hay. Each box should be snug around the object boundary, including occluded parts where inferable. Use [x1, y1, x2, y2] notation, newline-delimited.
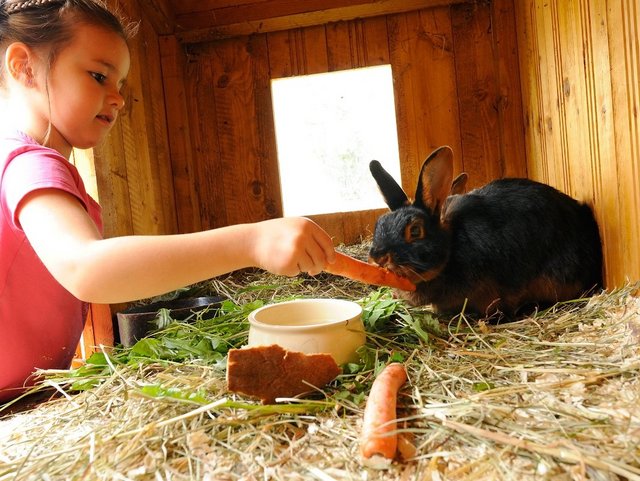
[360, 362, 408, 462]
[325, 252, 416, 291]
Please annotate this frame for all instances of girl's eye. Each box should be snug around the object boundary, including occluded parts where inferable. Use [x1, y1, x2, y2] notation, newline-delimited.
[90, 72, 107, 84]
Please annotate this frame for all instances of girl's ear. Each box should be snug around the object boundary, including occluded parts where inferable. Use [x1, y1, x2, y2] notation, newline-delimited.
[5, 42, 36, 87]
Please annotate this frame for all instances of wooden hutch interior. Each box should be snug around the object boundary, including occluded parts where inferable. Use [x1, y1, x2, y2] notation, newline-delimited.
[75, 0, 640, 356]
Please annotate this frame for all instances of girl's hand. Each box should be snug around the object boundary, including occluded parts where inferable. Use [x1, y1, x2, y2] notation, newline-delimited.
[250, 217, 335, 277]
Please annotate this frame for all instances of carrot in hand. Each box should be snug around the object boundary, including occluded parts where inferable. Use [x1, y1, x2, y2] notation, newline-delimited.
[360, 362, 408, 463]
[326, 252, 416, 291]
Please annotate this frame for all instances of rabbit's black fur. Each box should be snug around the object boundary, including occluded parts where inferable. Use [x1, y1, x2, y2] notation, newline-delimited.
[369, 146, 603, 318]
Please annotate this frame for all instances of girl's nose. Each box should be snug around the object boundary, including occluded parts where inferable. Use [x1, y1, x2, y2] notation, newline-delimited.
[109, 89, 125, 111]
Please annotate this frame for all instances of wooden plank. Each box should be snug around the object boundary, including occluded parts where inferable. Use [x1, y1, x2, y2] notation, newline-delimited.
[350, 209, 383, 244]
[174, 0, 361, 17]
[267, 30, 295, 78]
[554, 0, 596, 199]
[94, 120, 133, 237]
[452, 2, 504, 186]
[490, 0, 528, 178]
[531, 0, 568, 190]
[70, 148, 98, 199]
[209, 36, 276, 225]
[175, 0, 471, 27]
[514, 0, 546, 184]
[326, 21, 359, 71]
[159, 35, 203, 233]
[184, 40, 282, 230]
[74, 303, 114, 364]
[267, 27, 330, 79]
[183, 43, 226, 229]
[173, 0, 267, 15]
[118, 43, 152, 235]
[140, 20, 179, 233]
[96, 0, 135, 238]
[606, 0, 640, 285]
[573, 0, 620, 285]
[326, 15, 390, 70]
[388, 8, 462, 194]
[89, 304, 115, 348]
[253, 36, 284, 221]
[176, 0, 473, 44]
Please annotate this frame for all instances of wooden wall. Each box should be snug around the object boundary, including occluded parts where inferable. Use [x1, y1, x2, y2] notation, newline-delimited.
[514, 0, 640, 287]
[94, 0, 179, 239]
[161, 0, 527, 243]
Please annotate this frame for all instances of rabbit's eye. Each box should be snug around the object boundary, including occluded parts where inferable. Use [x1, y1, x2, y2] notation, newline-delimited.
[405, 221, 425, 242]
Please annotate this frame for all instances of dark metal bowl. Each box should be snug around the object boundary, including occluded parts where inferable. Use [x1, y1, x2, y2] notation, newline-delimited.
[116, 295, 225, 347]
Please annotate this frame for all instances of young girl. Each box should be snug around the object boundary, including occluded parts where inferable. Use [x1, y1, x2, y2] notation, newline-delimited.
[0, 0, 336, 402]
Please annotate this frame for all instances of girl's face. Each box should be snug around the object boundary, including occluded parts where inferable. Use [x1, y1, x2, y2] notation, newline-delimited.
[34, 22, 130, 156]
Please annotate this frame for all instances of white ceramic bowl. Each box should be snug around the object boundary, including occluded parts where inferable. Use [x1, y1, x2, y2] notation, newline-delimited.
[247, 299, 366, 365]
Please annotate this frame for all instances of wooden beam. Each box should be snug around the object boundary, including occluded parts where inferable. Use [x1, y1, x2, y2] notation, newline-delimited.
[175, 0, 473, 44]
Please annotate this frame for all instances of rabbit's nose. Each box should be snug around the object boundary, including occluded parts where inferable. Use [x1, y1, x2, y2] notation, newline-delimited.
[372, 253, 392, 269]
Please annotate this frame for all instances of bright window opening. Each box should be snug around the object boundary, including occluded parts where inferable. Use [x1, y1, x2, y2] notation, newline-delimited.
[271, 65, 401, 216]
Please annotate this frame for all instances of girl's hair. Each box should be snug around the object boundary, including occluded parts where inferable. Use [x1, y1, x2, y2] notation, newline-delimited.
[0, 0, 137, 88]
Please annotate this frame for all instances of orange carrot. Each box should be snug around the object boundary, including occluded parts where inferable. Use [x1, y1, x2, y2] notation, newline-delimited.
[325, 252, 416, 291]
[360, 362, 408, 461]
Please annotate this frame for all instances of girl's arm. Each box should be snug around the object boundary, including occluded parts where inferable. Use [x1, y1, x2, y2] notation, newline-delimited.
[18, 189, 335, 304]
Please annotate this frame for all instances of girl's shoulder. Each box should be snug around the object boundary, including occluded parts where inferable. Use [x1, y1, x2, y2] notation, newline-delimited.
[1, 129, 55, 160]
[1, 129, 75, 180]
[0, 130, 88, 212]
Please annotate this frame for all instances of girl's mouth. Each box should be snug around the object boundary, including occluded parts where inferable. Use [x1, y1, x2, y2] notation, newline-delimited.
[96, 114, 114, 125]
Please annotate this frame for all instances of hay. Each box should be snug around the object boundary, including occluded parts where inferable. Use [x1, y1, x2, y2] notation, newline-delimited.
[1, 252, 639, 480]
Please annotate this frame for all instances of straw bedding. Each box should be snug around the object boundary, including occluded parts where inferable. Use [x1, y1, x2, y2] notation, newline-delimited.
[1, 245, 639, 481]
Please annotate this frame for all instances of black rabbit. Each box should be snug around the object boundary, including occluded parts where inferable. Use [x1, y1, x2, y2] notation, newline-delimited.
[369, 145, 603, 318]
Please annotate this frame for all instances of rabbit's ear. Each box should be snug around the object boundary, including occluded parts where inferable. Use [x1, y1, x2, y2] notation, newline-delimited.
[450, 172, 468, 195]
[440, 173, 468, 225]
[370, 160, 409, 211]
[415, 146, 454, 215]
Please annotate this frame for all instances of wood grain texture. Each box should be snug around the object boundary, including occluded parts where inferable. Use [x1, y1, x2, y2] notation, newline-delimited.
[452, 3, 505, 184]
[95, 2, 177, 237]
[187, 37, 280, 228]
[73, 304, 114, 362]
[159, 35, 202, 233]
[489, 0, 528, 178]
[136, 0, 175, 35]
[172, 0, 473, 43]
[388, 8, 463, 192]
[182, 43, 225, 230]
[515, 0, 640, 287]
[606, 0, 640, 285]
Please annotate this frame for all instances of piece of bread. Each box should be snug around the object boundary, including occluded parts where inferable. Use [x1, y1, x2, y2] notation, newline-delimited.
[226, 344, 341, 404]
